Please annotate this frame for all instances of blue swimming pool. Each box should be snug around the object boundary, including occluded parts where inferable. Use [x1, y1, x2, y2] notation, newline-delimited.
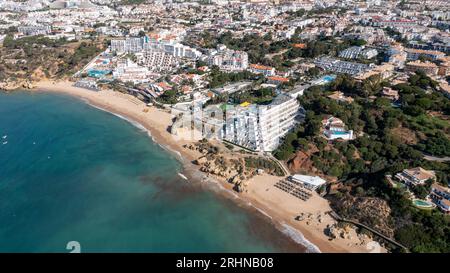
[330, 130, 350, 135]
[88, 69, 111, 78]
[312, 75, 337, 86]
[322, 75, 337, 83]
[413, 199, 434, 209]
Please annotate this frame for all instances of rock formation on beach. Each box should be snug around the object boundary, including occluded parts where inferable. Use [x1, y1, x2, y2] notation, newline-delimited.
[0, 79, 35, 91]
[185, 140, 283, 192]
[331, 195, 394, 238]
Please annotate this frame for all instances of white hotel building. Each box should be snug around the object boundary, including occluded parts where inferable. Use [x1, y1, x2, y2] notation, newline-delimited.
[257, 95, 300, 151]
[111, 37, 146, 53]
[224, 94, 300, 151]
[110, 37, 201, 59]
[113, 59, 150, 84]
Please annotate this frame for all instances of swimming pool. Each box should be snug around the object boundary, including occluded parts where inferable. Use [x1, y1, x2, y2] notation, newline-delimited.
[322, 75, 337, 83]
[88, 69, 111, 78]
[412, 199, 434, 209]
[330, 130, 350, 135]
[312, 75, 337, 86]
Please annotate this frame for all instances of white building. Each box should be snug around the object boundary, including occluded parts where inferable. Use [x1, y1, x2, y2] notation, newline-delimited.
[395, 167, 436, 186]
[248, 64, 276, 76]
[339, 46, 378, 60]
[164, 43, 201, 59]
[224, 105, 260, 150]
[111, 36, 202, 60]
[224, 94, 300, 151]
[110, 37, 146, 53]
[404, 48, 446, 61]
[322, 116, 353, 141]
[212, 81, 252, 95]
[257, 95, 300, 151]
[18, 25, 51, 36]
[430, 184, 450, 214]
[277, 27, 297, 40]
[289, 174, 327, 190]
[314, 57, 370, 76]
[113, 59, 150, 84]
[144, 40, 201, 59]
[138, 51, 179, 72]
[206, 44, 248, 72]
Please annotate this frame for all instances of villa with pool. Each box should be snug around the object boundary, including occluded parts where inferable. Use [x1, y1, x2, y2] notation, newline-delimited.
[321, 115, 354, 141]
[394, 168, 450, 214]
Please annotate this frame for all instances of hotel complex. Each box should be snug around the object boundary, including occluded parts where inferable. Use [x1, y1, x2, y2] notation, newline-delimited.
[111, 36, 201, 59]
[205, 44, 249, 72]
[224, 94, 301, 152]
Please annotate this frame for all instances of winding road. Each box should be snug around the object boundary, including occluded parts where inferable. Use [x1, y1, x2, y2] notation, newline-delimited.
[423, 154, 450, 162]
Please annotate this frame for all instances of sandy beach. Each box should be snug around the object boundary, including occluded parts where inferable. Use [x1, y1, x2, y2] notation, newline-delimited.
[33, 80, 377, 253]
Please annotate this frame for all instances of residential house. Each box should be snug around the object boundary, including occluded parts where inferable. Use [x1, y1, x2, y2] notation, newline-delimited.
[322, 115, 354, 141]
[381, 87, 399, 101]
[395, 167, 436, 186]
[249, 64, 276, 76]
[327, 91, 354, 103]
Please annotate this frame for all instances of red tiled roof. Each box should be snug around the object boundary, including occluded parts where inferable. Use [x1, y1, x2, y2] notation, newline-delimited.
[293, 43, 307, 49]
[157, 82, 172, 90]
[267, 76, 289, 82]
[250, 64, 274, 71]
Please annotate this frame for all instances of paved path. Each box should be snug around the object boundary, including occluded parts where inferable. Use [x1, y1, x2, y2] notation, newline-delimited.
[266, 153, 290, 176]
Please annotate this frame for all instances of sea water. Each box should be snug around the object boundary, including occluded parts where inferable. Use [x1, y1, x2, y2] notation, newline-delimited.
[0, 91, 306, 253]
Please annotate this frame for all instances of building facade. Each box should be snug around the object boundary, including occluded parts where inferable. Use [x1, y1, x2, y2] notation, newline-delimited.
[395, 167, 436, 186]
[206, 44, 248, 72]
[224, 94, 300, 151]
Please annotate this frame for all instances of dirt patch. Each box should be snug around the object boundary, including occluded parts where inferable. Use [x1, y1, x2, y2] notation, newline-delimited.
[390, 126, 420, 145]
[428, 111, 450, 122]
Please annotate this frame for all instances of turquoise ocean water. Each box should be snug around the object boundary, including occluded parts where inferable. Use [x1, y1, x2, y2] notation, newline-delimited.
[0, 91, 306, 253]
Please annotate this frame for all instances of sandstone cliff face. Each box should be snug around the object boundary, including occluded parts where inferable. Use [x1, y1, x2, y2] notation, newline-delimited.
[286, 144, 320, 174]
[286, 148, 337, 183]
[197, 156, 252, 192]
[0, 79, 34, 91]
[324, 222, 373, 246]
[337, 196, 394, 238]
[287, 151, 313, 173]
[186, 141, 279, 192]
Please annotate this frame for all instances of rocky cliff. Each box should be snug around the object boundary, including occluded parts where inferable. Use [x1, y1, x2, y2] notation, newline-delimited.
[333, 195, 395, 238]
[185, 140, 281, 192]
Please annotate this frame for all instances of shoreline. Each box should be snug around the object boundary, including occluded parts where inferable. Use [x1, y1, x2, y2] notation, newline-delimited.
[67, 89, 319, 252]
[29, 80, 373, 253]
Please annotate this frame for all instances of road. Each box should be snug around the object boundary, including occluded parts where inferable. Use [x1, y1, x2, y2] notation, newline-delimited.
[423, 154, 450, 162]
